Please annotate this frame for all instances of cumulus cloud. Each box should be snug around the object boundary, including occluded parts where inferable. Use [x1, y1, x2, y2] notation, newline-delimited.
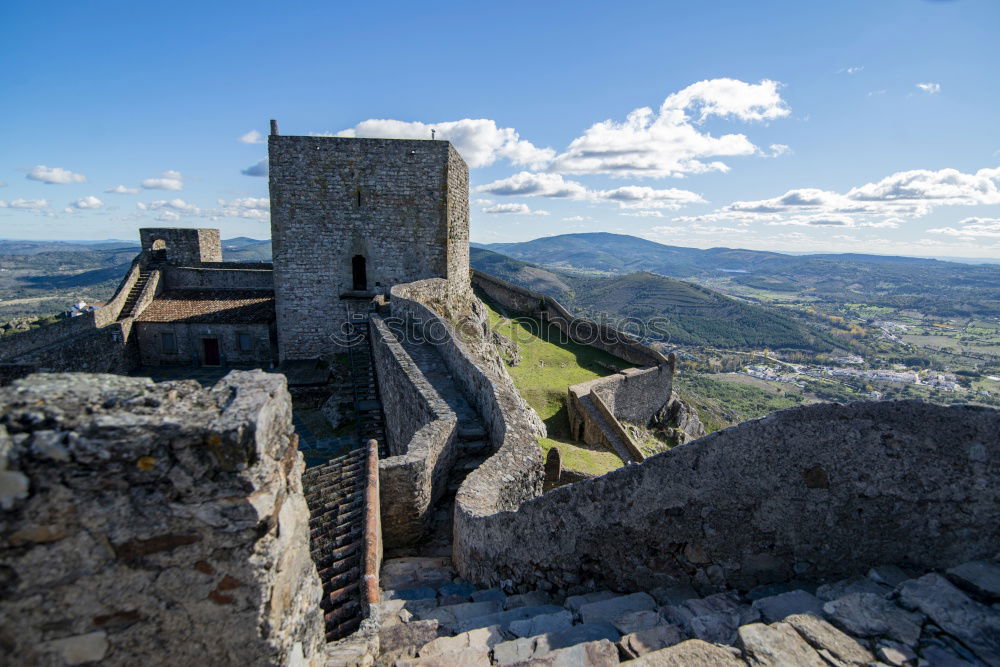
[213, 197, 270, 220]
[622, 210, 665, 218]
[141, 170, 183, 190]
[689, 165, 1000, 229]
[27, 165, 86, 184]
[477, 171, 704, 210]
[766, 144, 791, 158]
[336, 118, 555, 169]
[72, 196, 103, 209]
[138, 198, 200, 215]
[241, 159, 268, 177]
[839, 66, 864, 74]
[482, 203, 549, 216]
[549, 78, 789, 178]
[929, 217, 1000, 238]
[916, 82, 941, 94]
[562, 215, 585, 221]
[0, 199, 49, 209]
[105, 184, 139, 194]
[156, 210, 181, 222]
[239, 130, 264, 144]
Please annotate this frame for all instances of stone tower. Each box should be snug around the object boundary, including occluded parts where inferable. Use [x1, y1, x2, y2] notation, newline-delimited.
[268, 126, 470, 361]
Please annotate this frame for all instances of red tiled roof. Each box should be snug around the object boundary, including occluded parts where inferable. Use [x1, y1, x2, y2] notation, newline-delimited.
[136, 290, 275, 324]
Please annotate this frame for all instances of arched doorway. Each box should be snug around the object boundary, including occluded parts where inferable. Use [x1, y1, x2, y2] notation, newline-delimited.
[151, 239, 167, 262]
[352, 255, 367, 291]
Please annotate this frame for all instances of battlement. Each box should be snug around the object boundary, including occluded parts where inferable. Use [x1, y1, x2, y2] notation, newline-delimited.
[139, 227, 222, 265]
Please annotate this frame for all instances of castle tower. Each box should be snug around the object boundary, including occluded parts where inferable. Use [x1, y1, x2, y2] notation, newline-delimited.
[267, 125, 470, 361]
[139, 228, 222, 265]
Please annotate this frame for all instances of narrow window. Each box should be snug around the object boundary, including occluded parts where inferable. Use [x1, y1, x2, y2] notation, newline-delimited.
[237, 332, 253, 352]
[160, 331, 177, 353]
[352, 255, 367, 291]
[355, 187, 362, 208]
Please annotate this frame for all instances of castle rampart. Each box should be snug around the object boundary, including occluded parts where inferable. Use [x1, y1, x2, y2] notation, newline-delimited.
[369, 314, 458, 547]
[453, 400, 999, 593]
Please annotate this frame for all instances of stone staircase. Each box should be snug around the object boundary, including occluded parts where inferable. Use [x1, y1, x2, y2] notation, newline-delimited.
[577, 393, 638, 464]
[367, 556, 1000, 665]
[117, 267, 154, 320]
[348, 323, 387, 457]
[303, 448, 369, 642]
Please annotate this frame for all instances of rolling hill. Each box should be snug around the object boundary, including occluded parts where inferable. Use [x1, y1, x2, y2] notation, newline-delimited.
[471, 247, 843, 352]
[477, 233, 1000, 317]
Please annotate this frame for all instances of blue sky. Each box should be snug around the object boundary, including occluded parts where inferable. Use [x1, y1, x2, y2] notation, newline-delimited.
[2, 0, 1000, 257]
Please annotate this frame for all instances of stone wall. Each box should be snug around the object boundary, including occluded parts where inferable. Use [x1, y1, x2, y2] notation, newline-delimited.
[140, 227, 222, 265]
[134, 322, 274, 368]
[369, 315, 458, 547]
[453, 400, 1000, 595]
[269, 136, 470, 360]
[472, 270, 667, 367]
[0, 370, 325, 666]
[163, 266, 274, 291]
[388, 279, 547, 547]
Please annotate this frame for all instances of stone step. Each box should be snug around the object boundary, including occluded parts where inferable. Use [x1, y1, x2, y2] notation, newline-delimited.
[457, 424, 488, 441]
[416, 600, 504, 633]
[453, 604, 566, 634]
[578, 592, 656, 625]
[493, 622, 620, 665]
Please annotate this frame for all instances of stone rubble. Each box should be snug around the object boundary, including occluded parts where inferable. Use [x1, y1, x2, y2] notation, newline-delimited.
[361, 554, 1000, 666]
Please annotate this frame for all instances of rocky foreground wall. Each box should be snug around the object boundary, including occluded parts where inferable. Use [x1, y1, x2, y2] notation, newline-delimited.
[0, 371, 325, 666]
[369, 315, 458, 548]
[455, 400, 999, 594]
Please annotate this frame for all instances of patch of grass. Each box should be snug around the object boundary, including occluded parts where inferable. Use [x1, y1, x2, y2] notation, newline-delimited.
[674, 373, 803, 433]
[539, 437, 622, 476]
[483, 297, 631, 438]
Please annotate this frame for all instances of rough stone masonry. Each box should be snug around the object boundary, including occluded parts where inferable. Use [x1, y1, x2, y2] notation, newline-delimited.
[0, 371, 325, 666]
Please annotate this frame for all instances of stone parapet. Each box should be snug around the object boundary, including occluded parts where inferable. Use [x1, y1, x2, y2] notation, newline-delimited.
[452, 400, 1000, 594]
[0, 370, 325, 666]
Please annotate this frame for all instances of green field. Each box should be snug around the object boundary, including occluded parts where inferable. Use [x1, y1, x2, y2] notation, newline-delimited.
[675, 372, 804, 433]
[482, 295, 628, 476]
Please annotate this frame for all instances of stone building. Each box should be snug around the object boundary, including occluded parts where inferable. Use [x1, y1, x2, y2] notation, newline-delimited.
[268, 130, 470, 360]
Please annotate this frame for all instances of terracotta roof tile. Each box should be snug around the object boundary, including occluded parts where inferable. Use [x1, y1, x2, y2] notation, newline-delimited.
[136, 290, 275, 324]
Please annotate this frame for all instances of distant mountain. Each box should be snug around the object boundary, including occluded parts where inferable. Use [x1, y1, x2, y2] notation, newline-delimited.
[471, 247, 842, 352]
[479, 233, 1000, 317]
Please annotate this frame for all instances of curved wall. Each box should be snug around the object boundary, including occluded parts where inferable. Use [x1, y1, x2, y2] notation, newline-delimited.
[454, 400, 999, 592]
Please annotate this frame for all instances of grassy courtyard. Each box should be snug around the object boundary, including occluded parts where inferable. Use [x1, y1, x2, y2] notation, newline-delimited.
[482, 295, 630, 477]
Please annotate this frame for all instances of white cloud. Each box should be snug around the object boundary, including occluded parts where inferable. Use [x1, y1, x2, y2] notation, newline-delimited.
[562, 215, 585, 221]
[838, 66, 864, 75]
[0, 199, 49, 209]
[138, 198, 200, 215]
[27, 165, 86, 184]
[105, 184, 139, 194]
[916, 82, 941, 94]
[929, 217, 1000, 238]
[482, 203, 549, 216]
[241, 159, 268, 177]
[155, 211, 181, 222]
[336, 118, 555, 169]
[550, 78, 789, 178]
[692, 165, 1000, 228]
[477, 171, 704, 210]
[141, 170, 183, 190]
[72, 196, 103, 209]
[473, 198, 494, 206]
[239, 129, 264, 144]
[622, 210, 665, 218]
[868, 90, 887, 97]
[214, 197, 270, 220]
[477, 172, 588, 198]
[767, 144, 791, 158]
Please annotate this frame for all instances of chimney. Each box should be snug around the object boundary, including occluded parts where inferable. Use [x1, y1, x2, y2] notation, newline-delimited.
[270, 119, 279, 136]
